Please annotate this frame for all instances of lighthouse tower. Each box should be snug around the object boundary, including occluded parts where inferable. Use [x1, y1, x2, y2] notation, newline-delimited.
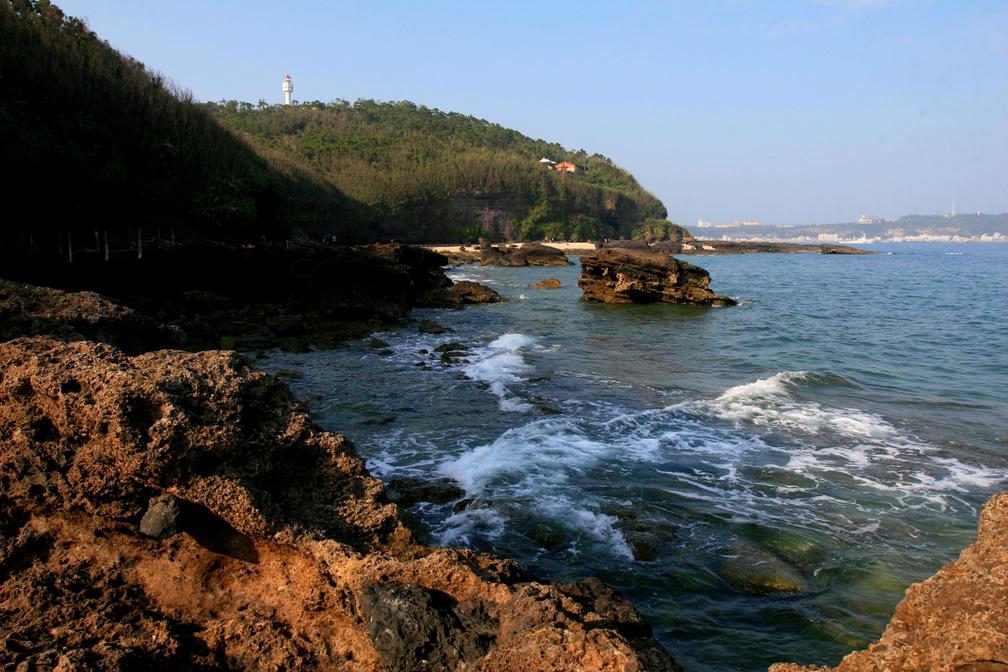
[282, 73, 293, 105]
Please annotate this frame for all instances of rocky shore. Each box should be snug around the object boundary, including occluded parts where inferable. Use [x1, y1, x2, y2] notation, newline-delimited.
[0, 335, 680, 671]
[1, 250, 1004, 672]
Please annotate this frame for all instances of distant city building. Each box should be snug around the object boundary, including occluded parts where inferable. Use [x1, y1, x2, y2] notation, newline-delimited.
[858, 214, 876, 225]
[736, 220, 761, 227]
[282, 73, 293, 105]
[697, 219, 712, 228]
[554, 161, 579, 174]
[539, 157, 556, 165]
[818, 233, 840, 242]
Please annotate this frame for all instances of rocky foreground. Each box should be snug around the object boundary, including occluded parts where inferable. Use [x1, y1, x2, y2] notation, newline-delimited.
[578, 248, 737, 306]
[0, 336, 680, 671]
[0, 243, 504, 352]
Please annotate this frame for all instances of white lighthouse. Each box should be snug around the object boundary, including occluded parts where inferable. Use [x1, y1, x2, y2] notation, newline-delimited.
[282, 73, 293, 105]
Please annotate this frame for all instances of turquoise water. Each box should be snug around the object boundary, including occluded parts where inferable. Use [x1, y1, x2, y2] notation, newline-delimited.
[259, 243, 1007, 671]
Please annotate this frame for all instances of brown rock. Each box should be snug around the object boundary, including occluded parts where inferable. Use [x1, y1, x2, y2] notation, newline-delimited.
[0, 337, 679, 671]
[771, 492, 1008, 672]
[451, 280, 508, 304]
[529, 278, 562, 289]
[417, 280, 508, 307]
[0, 278, 184, 353]
[578, 249, 737, 306]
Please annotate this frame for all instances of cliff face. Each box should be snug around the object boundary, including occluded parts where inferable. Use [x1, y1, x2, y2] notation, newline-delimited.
[772, 493, 1008, 672]
[0, 336, 680, 671]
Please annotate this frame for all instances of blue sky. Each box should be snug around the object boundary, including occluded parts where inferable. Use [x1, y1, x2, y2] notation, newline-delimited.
[58, 0, 1007, 226]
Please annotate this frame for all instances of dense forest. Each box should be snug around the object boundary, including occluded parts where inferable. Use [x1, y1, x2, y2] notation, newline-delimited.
[1, 0, 675, 249]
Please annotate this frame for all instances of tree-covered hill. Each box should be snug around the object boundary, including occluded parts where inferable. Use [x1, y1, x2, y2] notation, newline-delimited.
[0, 0, 359, 250]
[206, 100, 668, 242]
[1, 0, 671, 249]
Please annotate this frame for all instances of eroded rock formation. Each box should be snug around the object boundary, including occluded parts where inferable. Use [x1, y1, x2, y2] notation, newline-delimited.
[0, 279, 183, 353]
[417, 280, 508, 308]
[0, 337, 680, 671]
[771, 492, 1008, 672]
[578, 249, 737, 306]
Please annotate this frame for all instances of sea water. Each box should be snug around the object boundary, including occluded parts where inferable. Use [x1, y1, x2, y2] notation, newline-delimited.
[258, 242, 1007, 672]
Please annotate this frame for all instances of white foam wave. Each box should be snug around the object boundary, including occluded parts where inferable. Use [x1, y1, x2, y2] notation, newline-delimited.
[440, 418, 608, 494]
[697, 371, 896, 439]
[435, 417, 635, 558]
[462, 333, 537, 412]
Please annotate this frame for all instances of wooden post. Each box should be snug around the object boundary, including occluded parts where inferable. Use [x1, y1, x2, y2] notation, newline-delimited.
[68, 232, 73, 264]
[138, 228, 143, 260]
[94, 230, 100, 251]
[104, 230, 109, 262]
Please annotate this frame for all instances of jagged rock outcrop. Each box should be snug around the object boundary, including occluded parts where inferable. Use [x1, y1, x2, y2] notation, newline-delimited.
[771, 492, 1008, 672]
[0, 337, 680, 671]
[417, 280, 508, 308]
[578, 249, 737, 306]
[480, 243, 572, 267]
[0, 279, 184, 353]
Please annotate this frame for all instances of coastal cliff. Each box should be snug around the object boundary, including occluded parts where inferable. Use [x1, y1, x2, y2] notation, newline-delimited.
[0, 336, 681, 671]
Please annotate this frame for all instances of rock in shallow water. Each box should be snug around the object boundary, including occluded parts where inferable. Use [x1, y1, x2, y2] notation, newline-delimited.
[417, 281, 507, 307]
[578, 248, 736, 306]
[385, 477, 466, 507]
[528, 278, 562, 289]
[719, 539, 808, 595]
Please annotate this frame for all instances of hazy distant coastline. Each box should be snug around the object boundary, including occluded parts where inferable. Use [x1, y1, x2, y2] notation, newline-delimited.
[693, 212, 1008, 244]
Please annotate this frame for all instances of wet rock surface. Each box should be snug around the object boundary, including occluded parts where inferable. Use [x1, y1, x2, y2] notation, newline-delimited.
[0, 336, 680, 671]
[578, 248, 737, 306]
[417, 280, 508, 308]
[529, 278, 562, 289]
[719, 539, 807, 595]
[386, 477, 466, 508]
[772, 492, 1008, 672]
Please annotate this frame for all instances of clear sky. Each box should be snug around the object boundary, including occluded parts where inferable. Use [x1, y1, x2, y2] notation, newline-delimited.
[57, 0, 1008, 226]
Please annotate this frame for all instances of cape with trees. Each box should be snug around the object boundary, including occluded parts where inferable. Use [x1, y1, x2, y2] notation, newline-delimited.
[1, 0, 681, 251]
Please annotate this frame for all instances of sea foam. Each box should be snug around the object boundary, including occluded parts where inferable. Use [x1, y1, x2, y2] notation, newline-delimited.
[462, 333, 537, 412]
